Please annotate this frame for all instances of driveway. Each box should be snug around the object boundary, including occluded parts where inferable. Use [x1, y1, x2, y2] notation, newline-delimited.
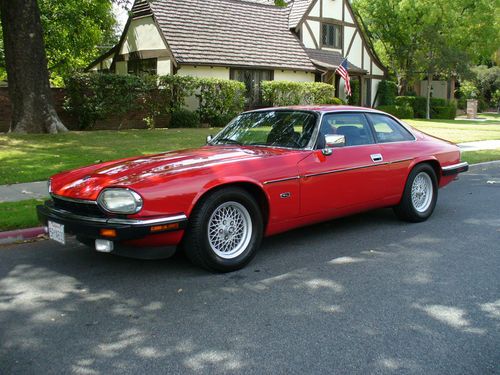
[1, 164, 499, 375]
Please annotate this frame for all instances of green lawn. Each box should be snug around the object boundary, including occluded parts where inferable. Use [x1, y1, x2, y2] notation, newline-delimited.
[0, 128, 213, 185]
[0, 199, 44, 231]
[1, 117, 500, 186]
[460, 149, 500, 165]
[405, 118, 500, 143]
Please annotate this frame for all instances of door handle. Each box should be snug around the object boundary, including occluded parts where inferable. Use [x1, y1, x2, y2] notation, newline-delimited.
[371, 153, 383, 162]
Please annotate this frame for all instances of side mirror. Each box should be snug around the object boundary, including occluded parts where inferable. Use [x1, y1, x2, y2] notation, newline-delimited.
[206, 135, 213, 144]
[322, 134, 345, 155]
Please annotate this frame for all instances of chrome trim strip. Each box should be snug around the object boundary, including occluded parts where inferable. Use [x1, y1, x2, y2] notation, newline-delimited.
[442, 162, 469, 171]
[263, 176, 300, 185]
[304, 163, 389, 178]
[45, 205, 187, 226]
[303, 158, 414, 179]
[107, 214, 188, 226]
[51, 194, 98, 205]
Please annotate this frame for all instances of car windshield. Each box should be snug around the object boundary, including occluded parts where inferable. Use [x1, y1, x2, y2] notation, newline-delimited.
[210, 110, 318, 149]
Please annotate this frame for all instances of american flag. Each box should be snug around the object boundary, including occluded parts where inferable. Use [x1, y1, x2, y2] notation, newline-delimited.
[335, 59, 351, 97]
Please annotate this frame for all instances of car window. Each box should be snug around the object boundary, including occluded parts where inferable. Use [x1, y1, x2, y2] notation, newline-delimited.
[317, 113, 375, 148]
[368, 114, 414, 143]
[210, 111, 318, 149]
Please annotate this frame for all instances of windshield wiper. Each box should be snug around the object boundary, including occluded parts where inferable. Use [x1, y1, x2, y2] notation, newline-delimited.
[215, 138, 242, 145]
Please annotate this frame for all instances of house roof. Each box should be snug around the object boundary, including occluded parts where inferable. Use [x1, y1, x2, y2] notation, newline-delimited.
[148, 0, 317, 71]
[288, 0, 313, 29]
[305, 49, 366, 73]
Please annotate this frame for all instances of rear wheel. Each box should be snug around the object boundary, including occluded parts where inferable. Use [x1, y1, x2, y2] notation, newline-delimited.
[393, 164, 438, 222]
[184, 187, 263, 272]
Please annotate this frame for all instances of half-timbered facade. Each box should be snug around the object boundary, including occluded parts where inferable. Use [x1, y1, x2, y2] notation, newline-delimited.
[88, 0, 386, 107]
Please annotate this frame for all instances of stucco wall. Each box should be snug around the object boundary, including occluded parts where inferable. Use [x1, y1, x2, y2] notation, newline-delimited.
[120, 16, 166, 54]
[419, 80, 448, 100]
[177, 65, 230, 79]
[115, 61, 127, 75]
[274, 70, 315, 82]
[157, 57, 171, 75]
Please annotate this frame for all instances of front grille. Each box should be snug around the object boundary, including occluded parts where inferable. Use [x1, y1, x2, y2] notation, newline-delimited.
[52, 197, 105, 217]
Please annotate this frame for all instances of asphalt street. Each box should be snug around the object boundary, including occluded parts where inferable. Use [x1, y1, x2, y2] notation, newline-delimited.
[1, 163, 499, 375]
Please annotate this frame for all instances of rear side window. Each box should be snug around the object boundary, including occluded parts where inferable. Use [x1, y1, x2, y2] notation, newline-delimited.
[368, 114, 414, 143]
[318, 113, 375, 148]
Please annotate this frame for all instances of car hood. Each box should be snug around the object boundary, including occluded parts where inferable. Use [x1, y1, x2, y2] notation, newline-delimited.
[51, 146, 296, 200]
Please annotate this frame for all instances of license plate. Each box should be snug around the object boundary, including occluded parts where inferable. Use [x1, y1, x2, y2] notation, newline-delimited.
[48, 221, 65, 245]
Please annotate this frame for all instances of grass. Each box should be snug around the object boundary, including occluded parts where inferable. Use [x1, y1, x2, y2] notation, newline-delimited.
[0, 116, 500, 186]
[0, 199, 44, 231]
[0, 128, 213, 185]
[460, 149, 500, 165]
[405, 117, 500, 143]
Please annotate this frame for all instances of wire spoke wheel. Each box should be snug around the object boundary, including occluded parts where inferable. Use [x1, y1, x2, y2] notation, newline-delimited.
[207, 201, 252, 259]
[411, 172, 433, 213]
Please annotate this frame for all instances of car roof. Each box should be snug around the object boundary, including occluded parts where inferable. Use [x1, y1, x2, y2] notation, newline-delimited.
[247, 105, 383, 114]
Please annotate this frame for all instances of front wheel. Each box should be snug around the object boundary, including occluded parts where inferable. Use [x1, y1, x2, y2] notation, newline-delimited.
[184, 187, 263, 272]
[393, 164, 438, 222]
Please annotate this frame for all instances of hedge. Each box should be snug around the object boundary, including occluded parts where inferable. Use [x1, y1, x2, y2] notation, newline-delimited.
[395, 96, 450, 118]
[170, 109, 200, 128]
[348, 79, 361, 106]
[261, 81, 343, 106]
[376, 104, 414, 119]
[431, 104, 457, 120]
[377, 80, 398, 105]
[64, 73, 244, 129]
[196, 78, 245, 127]
[64, 73, 143, 129]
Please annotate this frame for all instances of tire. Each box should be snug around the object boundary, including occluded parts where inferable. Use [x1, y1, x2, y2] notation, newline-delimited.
[183, 187, 263, 272]
[393, 164, 438, 222]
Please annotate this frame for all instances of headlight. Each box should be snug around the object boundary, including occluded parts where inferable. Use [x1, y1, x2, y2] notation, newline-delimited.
[47, 179, 52, 194]
[97, 188, 143, 214]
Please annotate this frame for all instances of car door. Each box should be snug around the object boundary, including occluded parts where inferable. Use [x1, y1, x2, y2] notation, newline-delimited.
[365, 113, 418, 201]
[298, 112, 387, 217]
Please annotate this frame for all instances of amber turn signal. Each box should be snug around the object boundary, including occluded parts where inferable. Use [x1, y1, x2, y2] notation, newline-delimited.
[100, 228, 117, 238]
[150, 223, 179, 233]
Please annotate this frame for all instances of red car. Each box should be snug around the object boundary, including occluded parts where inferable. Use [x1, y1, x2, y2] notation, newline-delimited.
[38, 106, 468, 272]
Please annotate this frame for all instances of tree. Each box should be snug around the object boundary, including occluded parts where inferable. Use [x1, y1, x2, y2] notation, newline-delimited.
[40, 0, 117, 80]
[0, 0, 117, 133]
[0, 0, 67, 133]
[353, 0, 500, 117]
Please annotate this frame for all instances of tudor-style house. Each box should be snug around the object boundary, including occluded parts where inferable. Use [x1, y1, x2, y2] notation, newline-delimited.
[88, 0, 387, 107]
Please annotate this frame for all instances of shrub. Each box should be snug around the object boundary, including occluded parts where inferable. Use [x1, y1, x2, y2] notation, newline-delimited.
[377, 80, 398, 105]
[377, 104, 414, 119]
[459, 80, 480, 99]
[158, 75, 198, 112]
[348, 79, 361, 106]
[208, 113, 237, 128]
[196, 78, 245, 126]
[261, 81, 342, 106]
[395, 96, 447, 118]
[431, 104, 457, 120]
[170, 109, 200, 128]
[64, 73, 143, 129]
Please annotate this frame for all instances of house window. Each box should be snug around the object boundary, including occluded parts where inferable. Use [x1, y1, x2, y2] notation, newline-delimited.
[127, 58, 157, 75]
[230, 69, 273, 108]
[322, 23, 342, 49]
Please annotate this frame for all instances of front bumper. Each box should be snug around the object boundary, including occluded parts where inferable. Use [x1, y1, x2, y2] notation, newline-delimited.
[37, 200, 188, 242]
[441, 161, 469, 176]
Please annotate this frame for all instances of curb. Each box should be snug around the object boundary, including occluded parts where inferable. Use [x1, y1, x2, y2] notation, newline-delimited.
[0, 226, 46, 245]
[469, 160, 500, 169]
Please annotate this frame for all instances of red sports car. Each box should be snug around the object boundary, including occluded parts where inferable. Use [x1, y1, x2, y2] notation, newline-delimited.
[38, 106, 468, 271]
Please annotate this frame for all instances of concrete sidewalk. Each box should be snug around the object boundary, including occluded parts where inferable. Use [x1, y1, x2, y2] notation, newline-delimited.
[0, 181, 48, 203]
[1, 139, 499, 204]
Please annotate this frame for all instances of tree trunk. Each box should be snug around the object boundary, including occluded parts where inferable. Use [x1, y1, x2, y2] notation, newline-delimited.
[0, 0, 67, 133]
[426, 73, 432, 120]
